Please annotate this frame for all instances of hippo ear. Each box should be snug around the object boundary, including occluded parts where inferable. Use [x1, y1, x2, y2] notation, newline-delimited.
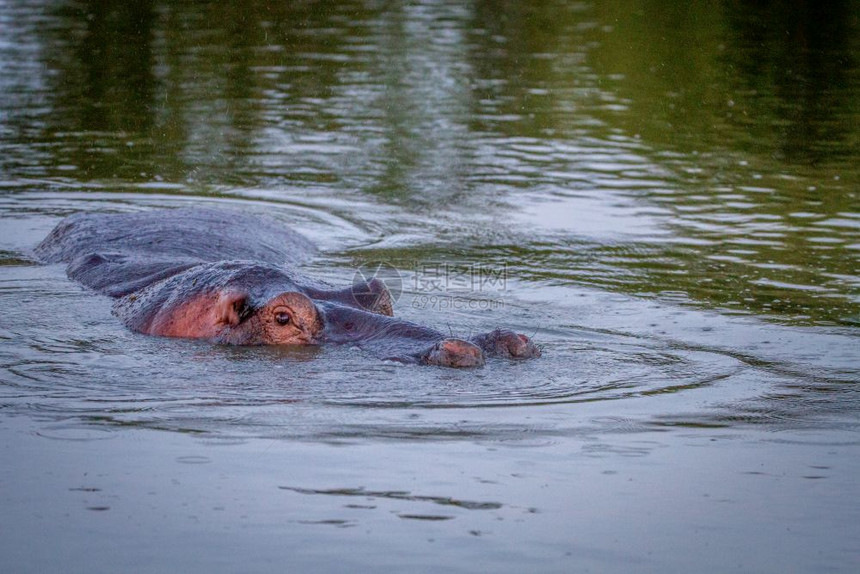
[215, 291, 253, 327]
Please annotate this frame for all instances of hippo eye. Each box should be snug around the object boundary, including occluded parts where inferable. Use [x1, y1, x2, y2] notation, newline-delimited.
[275, 311, 292, 326]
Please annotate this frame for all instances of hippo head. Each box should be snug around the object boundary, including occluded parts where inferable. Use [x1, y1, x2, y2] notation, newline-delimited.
[114, 262, 539, 368]
[213, 287, 489, 367]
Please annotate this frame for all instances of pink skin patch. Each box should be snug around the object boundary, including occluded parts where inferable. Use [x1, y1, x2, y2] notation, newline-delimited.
[144, 290, 323, 346]
[146, 291, 235, 339]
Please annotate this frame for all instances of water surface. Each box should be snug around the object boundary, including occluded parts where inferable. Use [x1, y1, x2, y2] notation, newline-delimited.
[1, 1, 858, 573]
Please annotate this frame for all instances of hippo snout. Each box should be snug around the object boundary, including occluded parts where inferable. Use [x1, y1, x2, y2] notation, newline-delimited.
[318, 303, 489, 366]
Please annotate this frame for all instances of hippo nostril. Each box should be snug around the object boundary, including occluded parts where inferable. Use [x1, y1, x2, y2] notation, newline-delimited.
[508, 335, 527, 354]
[423, 338, 485, 368]
[472, 329, 541, 359]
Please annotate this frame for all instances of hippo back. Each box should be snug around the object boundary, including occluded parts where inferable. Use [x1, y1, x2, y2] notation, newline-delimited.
[34, 208, 316, 265]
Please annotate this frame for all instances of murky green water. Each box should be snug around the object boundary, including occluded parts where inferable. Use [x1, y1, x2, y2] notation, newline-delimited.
[1, 1, 858, 572]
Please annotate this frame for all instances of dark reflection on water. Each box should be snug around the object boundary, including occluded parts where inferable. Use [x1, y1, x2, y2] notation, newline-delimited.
[2, 0, 856, 324]
[724, 0, 858, 165]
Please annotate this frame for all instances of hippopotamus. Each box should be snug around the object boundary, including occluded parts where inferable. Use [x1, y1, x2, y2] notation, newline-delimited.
[35, 208, 540, 367]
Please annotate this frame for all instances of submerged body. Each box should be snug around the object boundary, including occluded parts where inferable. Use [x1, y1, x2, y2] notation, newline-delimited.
[35, 208, 540, 367]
